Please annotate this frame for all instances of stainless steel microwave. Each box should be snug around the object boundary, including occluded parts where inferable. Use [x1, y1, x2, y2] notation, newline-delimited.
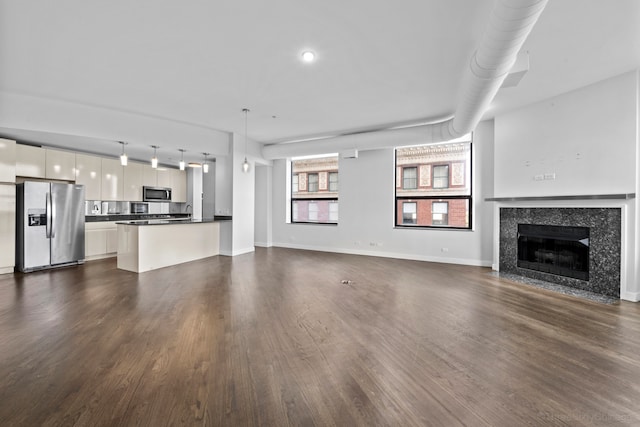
[143, 186, 172, 202]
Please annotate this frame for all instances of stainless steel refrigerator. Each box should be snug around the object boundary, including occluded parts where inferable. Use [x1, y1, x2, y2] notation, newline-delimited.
[16, 181, 85, 272]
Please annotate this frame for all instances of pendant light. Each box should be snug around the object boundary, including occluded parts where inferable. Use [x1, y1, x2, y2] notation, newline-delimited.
[119, 141, 128, 166]
[241, 108, 250, 173]
[151, 145, 159, 168]
[202, 152, 210, 173]
[178, 149, 186, 171]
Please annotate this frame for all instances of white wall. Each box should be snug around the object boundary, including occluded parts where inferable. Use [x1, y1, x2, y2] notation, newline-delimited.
[186, 167, 203, 220]
[269, 120, 495, 266]
[213, 131, 261, 256]
[254, 165, 272, 247]
[494, 71, 638, 197]
[214, 137, 233, 217]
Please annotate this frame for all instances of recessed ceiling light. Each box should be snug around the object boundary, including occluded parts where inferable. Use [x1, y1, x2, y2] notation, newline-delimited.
[301, 51, 316, 63]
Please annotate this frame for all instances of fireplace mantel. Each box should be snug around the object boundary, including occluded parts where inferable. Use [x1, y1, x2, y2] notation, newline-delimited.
[485, 193, 635, 202]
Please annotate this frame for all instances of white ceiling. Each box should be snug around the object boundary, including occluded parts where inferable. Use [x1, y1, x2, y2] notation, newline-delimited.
[0, 0, 639, 166]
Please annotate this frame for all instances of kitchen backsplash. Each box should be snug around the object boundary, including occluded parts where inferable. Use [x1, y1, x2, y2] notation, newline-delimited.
[85, 200, 187, 215]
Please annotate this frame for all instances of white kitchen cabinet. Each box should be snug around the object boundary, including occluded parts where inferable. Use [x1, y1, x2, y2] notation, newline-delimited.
[142, 164, 157, 187]
[157, 168, 171, 189]
[46, 149, 76, 181]
[85, 221, 118, 260]
[101, 158, 123, 201]
[170, 169, 187, 203]
[123, 162, 144, 201]
[16, 144, 46, 178]
[0, 184, 16, 274]
[106, 226, 118, 254]
[75, 153, 102, 200]
[0, 139, 16, 183]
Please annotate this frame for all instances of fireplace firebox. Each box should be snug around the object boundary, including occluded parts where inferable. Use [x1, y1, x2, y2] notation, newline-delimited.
[517, 224, 590, 281]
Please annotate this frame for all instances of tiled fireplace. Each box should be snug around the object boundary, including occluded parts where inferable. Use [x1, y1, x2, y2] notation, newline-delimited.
[499, 208, 621, 298]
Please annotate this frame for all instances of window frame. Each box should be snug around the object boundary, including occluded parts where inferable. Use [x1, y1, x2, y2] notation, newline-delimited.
[394, 139, 472, 230]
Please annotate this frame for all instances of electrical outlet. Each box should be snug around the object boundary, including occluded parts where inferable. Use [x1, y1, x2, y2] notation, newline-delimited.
[441, 247, 449, 253]
[544, 173, 556, 180]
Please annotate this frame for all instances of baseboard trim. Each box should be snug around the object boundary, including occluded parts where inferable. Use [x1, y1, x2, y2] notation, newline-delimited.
[85, 253, 116, 262]
[620, 291, 640, 302]
[271, 242, 492, 267]
[220, 247, 255, 257]
[254, 241, 273, 248]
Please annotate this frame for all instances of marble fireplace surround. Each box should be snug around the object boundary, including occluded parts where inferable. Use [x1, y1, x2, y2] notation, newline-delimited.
[485, 193, 638, 301]
[498, 207, 621, 297]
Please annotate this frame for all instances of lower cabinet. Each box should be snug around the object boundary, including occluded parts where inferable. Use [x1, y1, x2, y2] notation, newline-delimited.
[0, 184, 16, 274]
[85, 221, 118, 260]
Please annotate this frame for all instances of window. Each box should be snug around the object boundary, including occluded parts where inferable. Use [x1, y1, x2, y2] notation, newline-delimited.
[308, 173, 319, 192]
[433, 165, 449, 189]
[395, 139, 472, 229]
[402, 202, 417, 224]
[432, 202, 448, 225]
[403, 167, 417, 189]
[291, 154, 339, 224]
[329, 172, 338, 192]
[329, 201, 339, 222]
[308, 202, 318, 221]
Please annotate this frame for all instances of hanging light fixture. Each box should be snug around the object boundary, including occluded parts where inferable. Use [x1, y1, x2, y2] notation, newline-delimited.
[151, 145, 159, 168]
[119, 141, 128, 166]
[242, 108, 250, 173]
[202, 152, 210, 173]
[178, 149, 186, 171]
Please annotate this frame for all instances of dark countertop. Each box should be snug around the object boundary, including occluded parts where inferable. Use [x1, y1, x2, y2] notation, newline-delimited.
[116, 218, 222, 226]
[86, 213, 191, 223]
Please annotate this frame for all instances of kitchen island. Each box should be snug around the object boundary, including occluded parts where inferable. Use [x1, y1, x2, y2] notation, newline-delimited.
[116, 219, 221, 273]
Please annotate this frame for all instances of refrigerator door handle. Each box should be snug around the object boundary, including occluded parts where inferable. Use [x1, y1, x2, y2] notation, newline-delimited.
[46, 192, 52, 238]
[50, 191, 56, 238]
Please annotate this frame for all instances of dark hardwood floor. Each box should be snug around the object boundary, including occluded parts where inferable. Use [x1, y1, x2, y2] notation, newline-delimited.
[0, 248, 639, 426]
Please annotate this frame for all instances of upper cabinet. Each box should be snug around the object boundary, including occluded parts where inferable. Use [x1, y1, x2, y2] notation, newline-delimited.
[16, 144, 46, 178]
[11, 145, 187, 203]
[156, 168, 172, 188]
[170, 169, 187, 203]
[123, 162, 144, 201]
[45, 149, 76, 181]
[0, 139, 16, 183]
[101, 158, 123, 201]
[75, 153, 102, 200]
[142, 165, 157, 187]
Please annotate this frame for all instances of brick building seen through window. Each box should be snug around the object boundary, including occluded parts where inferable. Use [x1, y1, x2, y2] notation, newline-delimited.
[395, 141, 471, 228]
[291, 155, 339, 224]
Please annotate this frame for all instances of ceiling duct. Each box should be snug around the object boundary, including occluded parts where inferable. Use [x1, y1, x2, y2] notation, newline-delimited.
[262, 0, 549, 160]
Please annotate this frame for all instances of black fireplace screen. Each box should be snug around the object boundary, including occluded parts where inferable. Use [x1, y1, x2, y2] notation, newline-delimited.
[517, 224, 590, 281]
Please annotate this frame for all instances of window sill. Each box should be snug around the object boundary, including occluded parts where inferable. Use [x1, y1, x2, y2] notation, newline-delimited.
[290, 222, 338, 226]
[394, 225, 473, 231]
